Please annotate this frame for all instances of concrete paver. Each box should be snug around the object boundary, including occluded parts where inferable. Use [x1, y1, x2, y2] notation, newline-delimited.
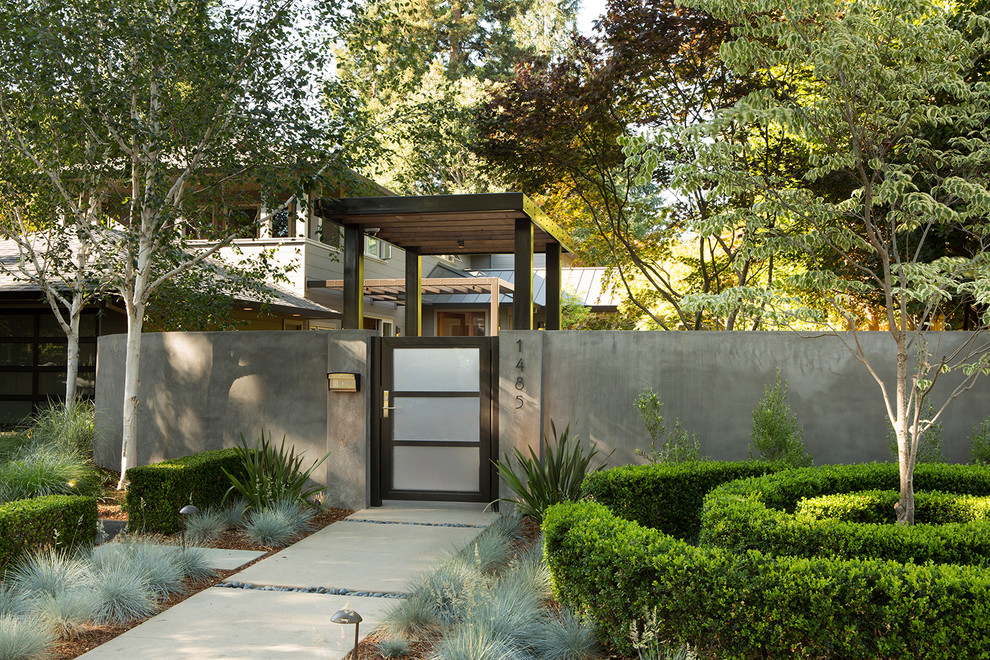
[78, 502, 496, 659]
[77, 588, 391, 659]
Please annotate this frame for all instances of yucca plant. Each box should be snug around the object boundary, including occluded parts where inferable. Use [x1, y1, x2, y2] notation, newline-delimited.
[493, 422, 609, 522]
[222, 430, 331, 510]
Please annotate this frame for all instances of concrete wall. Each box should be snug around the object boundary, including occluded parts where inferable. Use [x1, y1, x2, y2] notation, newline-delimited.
[498, 331, 990, 471]
[95, 330, 373, 510]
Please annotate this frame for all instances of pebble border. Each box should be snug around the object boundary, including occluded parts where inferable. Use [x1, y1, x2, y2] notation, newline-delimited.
[341, 518, 488, 529]
[215, 581, 409, 599]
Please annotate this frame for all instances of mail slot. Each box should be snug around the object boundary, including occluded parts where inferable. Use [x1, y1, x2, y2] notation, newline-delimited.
[328, 372, 360, 392]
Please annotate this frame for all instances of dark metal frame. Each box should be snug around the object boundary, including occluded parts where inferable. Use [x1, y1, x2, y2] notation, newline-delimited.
[371, 336, 499, 505]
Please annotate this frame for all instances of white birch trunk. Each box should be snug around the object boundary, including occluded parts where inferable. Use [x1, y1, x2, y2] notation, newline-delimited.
[117, 300, 145, 490]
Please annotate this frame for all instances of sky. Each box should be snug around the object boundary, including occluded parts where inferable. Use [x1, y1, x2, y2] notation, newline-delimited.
[576, 0, 608, 36]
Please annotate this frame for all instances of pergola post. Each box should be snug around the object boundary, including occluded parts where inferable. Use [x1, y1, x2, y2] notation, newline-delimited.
[343, 224, 364, 329]
[489, 280, 499, 336]
[513, 217, 533, 330]
[404, 249, 422, 337]
[545, 241, 562, 330]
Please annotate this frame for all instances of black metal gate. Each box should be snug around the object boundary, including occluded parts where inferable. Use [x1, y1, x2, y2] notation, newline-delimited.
[371, 337, 498, 505]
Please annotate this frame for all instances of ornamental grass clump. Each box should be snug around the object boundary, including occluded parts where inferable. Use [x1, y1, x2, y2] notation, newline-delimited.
[533, 608, 601, 660]
[24, 402, 95, 457]
[493, 422, 610, 522]
[30, 589, 100, 638]
[0, 613, 55, 660]
[243, 499, 315, 547]
[91, 540, 187, 598]
[89, 564, 158, 626]
[223, 430, 330, 510]
[0, 444, 102, 503]
[7, 551, 90, 599]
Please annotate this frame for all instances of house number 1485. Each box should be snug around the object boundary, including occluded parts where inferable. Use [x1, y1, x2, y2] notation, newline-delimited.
[515, 339, 525, 409]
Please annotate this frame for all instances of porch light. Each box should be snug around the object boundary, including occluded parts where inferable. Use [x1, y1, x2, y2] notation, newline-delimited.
[331, 606, 362, 658]
[179, 505, 199, 551]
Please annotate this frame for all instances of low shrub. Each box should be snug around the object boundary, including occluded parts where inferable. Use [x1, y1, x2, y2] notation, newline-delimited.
[125, 448, 245, 534]
[544, 500, 990, 658]
[0, 495, 97, 571]
[797, 489, 990, 525]
[700, 463, 990, 566]
[581, 461, 790, 541]
[633, 386, 703, 464]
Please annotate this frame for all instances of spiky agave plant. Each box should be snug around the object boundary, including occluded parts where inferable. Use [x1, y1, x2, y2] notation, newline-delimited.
[493, 422, 610, 522]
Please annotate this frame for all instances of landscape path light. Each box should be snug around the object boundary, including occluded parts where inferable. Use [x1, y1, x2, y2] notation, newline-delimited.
[331, 606, 362, 658]
[179, 505, 200, 551]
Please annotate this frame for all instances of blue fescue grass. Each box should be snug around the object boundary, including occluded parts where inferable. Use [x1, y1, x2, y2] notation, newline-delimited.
[0, 613, 55, 660]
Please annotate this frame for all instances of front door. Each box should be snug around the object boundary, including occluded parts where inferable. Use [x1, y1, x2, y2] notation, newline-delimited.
[372, 337, 497, 504]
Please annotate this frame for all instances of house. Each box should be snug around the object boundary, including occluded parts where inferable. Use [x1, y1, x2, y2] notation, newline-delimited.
[0, 186, 615, 426]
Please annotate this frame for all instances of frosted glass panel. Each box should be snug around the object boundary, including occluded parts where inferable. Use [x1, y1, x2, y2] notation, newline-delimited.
[393, 446, 479, 492]
[394, 348, 479, 392]
[394, 397, 479, 442]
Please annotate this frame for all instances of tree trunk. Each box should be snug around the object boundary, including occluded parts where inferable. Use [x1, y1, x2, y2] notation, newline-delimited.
[116, 303, 145, 490]
[894, 335, 915, 525]
[64, 313, 80, 413]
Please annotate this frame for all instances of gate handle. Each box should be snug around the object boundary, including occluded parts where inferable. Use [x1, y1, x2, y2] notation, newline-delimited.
[383, 390, 396, 418]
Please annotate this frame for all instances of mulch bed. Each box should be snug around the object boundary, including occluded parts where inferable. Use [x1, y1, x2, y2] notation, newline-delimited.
[49, 497, 352, 660]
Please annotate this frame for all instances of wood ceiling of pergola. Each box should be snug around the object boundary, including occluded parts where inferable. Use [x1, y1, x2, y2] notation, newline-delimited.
[315, 192, 576, 255]
[309, 277, 514, 304]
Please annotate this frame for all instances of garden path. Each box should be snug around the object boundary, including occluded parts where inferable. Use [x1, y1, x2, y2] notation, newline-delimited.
[77, 501, 497, 659]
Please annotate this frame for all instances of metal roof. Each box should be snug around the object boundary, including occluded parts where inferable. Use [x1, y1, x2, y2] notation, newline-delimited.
[316, 193, 577, 255]
[420, 267, 621, 309]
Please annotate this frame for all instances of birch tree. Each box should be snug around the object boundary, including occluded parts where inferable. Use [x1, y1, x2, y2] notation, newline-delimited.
[661, 0, 990, 523]
[0, 0, 341, 487]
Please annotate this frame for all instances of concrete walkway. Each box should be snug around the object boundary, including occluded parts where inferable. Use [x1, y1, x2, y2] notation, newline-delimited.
[79, 501, 498, 659]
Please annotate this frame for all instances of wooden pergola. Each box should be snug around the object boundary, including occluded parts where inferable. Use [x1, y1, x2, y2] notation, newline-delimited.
[315, 193, 576, 335]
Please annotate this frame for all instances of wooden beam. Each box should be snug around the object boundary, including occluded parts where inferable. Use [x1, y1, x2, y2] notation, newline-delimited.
[405, 250, 422, 337]
[514, 216, 533, 330]
[343, 224, 363, 329]
[545, 241, 561, 330]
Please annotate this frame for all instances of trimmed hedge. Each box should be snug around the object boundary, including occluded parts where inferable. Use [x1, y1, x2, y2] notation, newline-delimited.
[0, 495, 97, 570]
[701, 463, 990, 566]
[581, 461, 791, 540]
[126, 448, 244, 534]
[544, 500, 990, 659]
[798, 489, 990, 525]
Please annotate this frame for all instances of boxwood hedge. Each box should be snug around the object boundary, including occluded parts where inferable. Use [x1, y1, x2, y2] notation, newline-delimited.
[798, 489, 990, 525]
[126, 448, 245, 534]
[544, 500, 990, 659]
[0, 495, 97, 570]
[701, 463, 990, 566]
[581, 461, 790, 540]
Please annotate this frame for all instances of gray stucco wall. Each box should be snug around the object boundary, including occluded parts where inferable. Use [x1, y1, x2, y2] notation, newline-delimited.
[498, 331, 990, 473]
[95, 330, 373, 510]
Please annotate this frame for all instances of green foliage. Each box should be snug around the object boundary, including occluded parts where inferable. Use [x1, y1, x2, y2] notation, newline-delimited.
[969, 418, 990, 465]
[125, 448, 245, 534]
[634, 386, 702, 464]
[543, 499, 990, 658]
[748, 370, 812, 467]
[242, 500, 315, 548]
[0, 613, 55, 660]
[0, 496, 97, 571]
[493, 422, 608, 522]
[90, 540, 187, 598]
[0, 443, 102, 503]
[700, 463, 990, 566]
[581, 461, 790, 542]
[796, 489, 990, 525]
[23, 402, 95, 457]
[222, 431, 331, 511]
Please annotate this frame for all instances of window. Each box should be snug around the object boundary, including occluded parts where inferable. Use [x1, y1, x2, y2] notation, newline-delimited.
[0, 309, 99, 427]
[437, 312, 487, 337]
[364, 236, 392, 260]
